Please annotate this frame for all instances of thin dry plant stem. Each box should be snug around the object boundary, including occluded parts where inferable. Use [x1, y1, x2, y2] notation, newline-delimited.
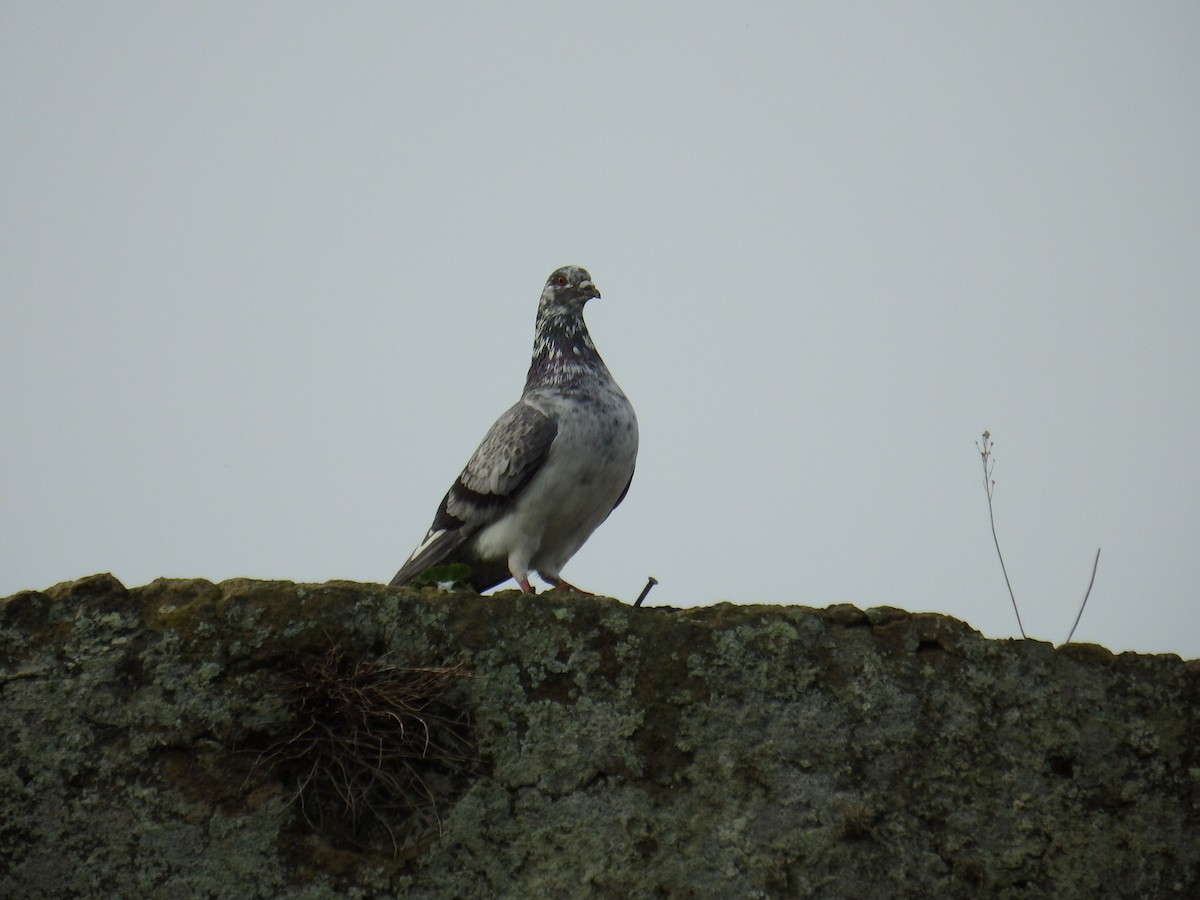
[1065, 547, 1101, 644]
[978, 432, 1027, 639]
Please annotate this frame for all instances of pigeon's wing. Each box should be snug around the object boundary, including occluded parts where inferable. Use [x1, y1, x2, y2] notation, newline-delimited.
[450, 400, 559, 514]
[389, 401, 558, 586]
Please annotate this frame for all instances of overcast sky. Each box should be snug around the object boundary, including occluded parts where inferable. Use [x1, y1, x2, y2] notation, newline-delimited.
[2, 3, 1197, 658]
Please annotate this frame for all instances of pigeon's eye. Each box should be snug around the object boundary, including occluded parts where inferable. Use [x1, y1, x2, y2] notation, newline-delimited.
[555, 275, 568, 286]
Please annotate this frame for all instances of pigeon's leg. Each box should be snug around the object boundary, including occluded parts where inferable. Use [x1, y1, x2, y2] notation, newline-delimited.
[507, 553, 536, 594]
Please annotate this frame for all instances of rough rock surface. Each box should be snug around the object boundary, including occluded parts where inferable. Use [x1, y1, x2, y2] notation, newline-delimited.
[1, 575, 1197, 898]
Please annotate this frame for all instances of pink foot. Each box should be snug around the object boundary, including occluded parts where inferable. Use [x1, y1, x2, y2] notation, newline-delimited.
[546, 579, 593, 596]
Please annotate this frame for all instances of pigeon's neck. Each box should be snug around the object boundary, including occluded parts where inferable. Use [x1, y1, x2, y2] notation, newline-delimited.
[525, 309, 607, 390]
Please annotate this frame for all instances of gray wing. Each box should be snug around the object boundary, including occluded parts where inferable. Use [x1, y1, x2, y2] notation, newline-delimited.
[450, 401, 558, 516]
[390, 401, 557, 586]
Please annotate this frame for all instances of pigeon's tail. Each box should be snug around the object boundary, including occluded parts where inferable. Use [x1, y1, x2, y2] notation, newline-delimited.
[389, 527, 469, 586]
[389, 528, 513, 591]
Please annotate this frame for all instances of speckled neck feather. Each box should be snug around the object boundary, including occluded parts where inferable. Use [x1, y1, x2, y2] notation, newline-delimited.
[524, 307, 607, 392]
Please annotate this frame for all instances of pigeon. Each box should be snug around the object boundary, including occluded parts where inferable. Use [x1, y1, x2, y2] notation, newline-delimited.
[390, 265, 638, 594]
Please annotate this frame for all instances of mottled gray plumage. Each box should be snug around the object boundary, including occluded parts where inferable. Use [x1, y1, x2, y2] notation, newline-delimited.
[390, 265, 638, 593]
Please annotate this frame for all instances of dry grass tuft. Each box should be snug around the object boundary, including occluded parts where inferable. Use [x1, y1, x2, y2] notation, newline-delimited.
[257, 645, 478, 850]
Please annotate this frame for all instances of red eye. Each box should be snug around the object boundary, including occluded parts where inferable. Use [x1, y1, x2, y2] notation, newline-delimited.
[556, 275, 568, 286]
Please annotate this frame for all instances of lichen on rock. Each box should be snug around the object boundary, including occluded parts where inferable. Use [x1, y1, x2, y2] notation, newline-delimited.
[1, 574, 1197, 897]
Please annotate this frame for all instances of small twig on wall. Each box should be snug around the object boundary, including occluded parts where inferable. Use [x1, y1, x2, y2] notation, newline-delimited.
[1064, 548, 1101, 644]
[977, 431, 1027, 639]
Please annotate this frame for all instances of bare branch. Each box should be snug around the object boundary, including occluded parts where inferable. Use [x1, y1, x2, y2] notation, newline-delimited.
[1064, 548, 1101, 645]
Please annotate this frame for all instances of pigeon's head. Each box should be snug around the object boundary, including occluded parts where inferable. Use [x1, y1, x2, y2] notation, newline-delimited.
[540, 265, 600, 315]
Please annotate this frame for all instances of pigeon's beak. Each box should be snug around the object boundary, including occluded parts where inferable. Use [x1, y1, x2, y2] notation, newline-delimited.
[580, 281, 600, 301]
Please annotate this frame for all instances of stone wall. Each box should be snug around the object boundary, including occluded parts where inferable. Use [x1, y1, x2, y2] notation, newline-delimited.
[1, 575, 1196, 897]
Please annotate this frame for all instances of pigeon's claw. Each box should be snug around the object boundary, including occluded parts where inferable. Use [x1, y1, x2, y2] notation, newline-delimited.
[545, 579, 593, 596]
